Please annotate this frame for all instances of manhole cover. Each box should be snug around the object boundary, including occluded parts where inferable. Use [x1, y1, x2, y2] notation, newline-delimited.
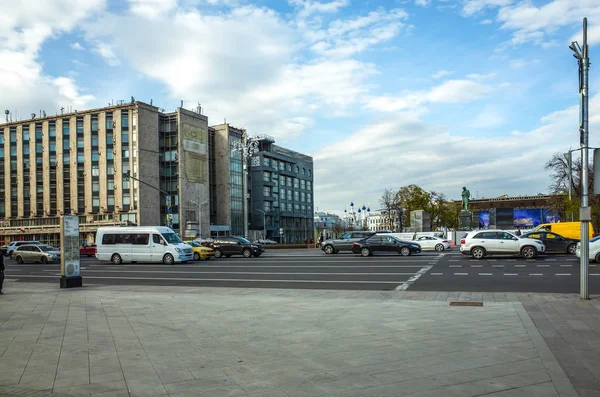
[449, 301, 483, 307]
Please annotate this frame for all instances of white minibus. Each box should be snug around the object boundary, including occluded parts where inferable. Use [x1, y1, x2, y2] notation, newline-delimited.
[95, 226, 193, 265]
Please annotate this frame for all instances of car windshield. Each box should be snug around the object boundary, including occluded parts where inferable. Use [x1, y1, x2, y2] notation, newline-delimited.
[237, 237, 252, 244]
[187, 241, 200, 247]
[161, 233, 183, 244]
[39, 246, 57, 252]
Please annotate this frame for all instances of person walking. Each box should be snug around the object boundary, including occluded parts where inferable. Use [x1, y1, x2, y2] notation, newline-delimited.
[0, 248, 4, 295]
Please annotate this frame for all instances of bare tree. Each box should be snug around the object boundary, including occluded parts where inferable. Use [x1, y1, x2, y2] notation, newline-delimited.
[379, 188, 396, 231]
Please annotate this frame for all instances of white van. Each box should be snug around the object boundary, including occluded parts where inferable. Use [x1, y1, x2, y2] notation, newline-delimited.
[95, 226, 193, 265]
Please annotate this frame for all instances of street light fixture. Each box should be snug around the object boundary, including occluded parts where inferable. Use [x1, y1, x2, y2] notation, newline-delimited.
[231, 133, 260, 239]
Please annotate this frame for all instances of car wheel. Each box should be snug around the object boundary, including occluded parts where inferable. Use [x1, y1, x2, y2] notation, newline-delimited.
[435, 244, 444, 252]
[111, 254, 122, 265]
[194, 252, 200, 261]
[214, 249, 223, 258]
[470, 247, 485, 259]
[400, 247, 411, 256]
[40, 256, 48, 264]
[243, 248, 252, 258]
[163, 253, 175, 265]
[323, 245, 334, 254]
[16, 255, 24, 264]
[521, 246, 537, 259]
[595, 252, 600, 263]
[360, 247, 370, 257]
[567, 244, 577, 255]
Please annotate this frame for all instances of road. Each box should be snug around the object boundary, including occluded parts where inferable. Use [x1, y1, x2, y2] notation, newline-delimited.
[4, 249, 600, 293]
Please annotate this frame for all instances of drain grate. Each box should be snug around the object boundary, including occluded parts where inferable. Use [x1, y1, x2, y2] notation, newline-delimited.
[449, 301, 483, 307]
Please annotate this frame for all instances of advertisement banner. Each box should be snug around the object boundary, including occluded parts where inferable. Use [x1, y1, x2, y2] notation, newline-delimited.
[61, 216, 81, 279]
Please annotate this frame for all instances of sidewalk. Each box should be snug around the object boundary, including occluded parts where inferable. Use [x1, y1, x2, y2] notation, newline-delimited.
[0, 281, 595, 397]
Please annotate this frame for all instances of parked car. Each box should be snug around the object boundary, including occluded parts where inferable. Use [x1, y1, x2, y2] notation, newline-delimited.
[352, 235, 422, 257]
[321, 231, 376, 254]
[576, 235, 600, 262]
[13, 244, 60, 264]
[6, 241, 42, 257]
[185, 241, 215, 260]
[460, 230, 545, 259]
[411, 235, 451, 252]
[80, 244, 97, 257]
[210, 236, 264, 258]
[520, 231, 578, 254]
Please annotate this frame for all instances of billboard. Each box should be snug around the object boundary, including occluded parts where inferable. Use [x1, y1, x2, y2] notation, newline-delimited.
[478, 211, 490, 229]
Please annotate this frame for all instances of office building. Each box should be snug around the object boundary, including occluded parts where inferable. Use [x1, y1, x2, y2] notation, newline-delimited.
[0, 101, 210, 245]
[247, 135, 314, 243]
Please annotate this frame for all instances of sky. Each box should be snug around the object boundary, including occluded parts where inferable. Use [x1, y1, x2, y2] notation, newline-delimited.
[1, 0, 600, 217]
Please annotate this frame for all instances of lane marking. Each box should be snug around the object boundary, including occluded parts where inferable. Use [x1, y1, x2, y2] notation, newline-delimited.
[591, 274, 600, 276]
[42, 269, 418, 276]
[65, 265, 428, 269]
[431, 273, 443, 276]
[5, 275, 411, 284]
[478, 273, 493, 276]
[504, 273, 518, 276]
[454, 273, 468, 276]
[555, 273, 571, 276]
[395, 265, 433, 291]
[537, 265, 550, 267]
[560, 265, 572, 267]
[449, 265, 462, 268]
[470, 265, 483, 268]
[529, 273, 543, 276]
[492, 265, 504, 267]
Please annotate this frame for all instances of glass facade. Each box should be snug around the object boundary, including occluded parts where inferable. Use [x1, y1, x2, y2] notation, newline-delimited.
[159, 114, 179, 230]
[76, 116, 85, 213]
[62, 120, 71, 214]
[229, 133, 244, 236]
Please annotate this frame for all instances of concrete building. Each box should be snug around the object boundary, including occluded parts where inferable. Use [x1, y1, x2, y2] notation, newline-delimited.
[248, 135, 314, 243]
[0, 101, 210, 245]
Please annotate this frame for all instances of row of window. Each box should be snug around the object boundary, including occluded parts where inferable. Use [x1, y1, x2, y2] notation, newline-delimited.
[262, 156, 312, 177]
[263, 172, 313, 190]
[263, 201, 312, 214]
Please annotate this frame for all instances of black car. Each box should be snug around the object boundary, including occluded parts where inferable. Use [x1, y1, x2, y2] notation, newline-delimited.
[352, 235, 421, 257]
[521, 231, 578, 254]
[210, 236, 264, 258]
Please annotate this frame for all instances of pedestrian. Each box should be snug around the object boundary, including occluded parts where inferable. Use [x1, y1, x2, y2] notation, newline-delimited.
[309, 237, 313, 244]
[0, 248, 4, 295]
[515, 229, 521, 236]
[318, 234, 324, 248]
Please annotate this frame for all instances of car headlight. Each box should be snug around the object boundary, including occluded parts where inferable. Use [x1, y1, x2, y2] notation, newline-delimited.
[174, 248, 182, 253]
[251, 245, 258, 248]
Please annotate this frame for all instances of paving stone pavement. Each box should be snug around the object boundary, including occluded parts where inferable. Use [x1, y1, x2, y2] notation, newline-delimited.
[0, 281, 593, 397]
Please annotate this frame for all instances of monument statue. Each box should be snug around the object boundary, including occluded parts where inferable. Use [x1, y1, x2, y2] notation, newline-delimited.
[461, 186, 471, 211]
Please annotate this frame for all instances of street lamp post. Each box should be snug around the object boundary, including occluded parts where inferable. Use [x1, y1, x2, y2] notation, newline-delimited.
[231, 133, 260, 239]
[256, 209, 266, 241]
[190, 199, 209, 239]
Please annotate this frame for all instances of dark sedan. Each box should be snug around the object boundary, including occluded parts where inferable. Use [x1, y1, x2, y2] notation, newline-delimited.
[521, 231, 578, 254]
[352, 235, 422, 257]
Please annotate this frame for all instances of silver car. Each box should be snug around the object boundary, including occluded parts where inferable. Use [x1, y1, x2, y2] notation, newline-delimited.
[13, 244, 61, 264]
[460, 230, 545, 259]
[321, 231, 375, 254]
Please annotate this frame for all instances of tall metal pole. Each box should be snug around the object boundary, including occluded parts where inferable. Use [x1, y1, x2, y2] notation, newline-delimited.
[580, 17, 590, 300]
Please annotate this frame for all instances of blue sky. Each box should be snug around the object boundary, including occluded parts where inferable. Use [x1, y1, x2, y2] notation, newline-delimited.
[1, 0, 600, 216]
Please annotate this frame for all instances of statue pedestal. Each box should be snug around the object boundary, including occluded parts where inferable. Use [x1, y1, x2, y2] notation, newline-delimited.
[459, 210, 473, 231]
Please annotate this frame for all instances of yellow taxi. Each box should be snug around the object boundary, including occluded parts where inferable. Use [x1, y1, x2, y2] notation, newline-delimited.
[186, 241, 215, 261]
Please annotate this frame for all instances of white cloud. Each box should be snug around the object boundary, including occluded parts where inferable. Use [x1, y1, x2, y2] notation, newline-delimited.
[0, 0, 103, 118]
[570, 24, 600, 47]
[480, 19, 493, 24]
[432, 70, 453, 79]
[466, 72, 496, 81]
[415, 0, 431, 7]
[314, 93, 600, 210]
[467, 106, 505, 129]
[462, 0, 513, 16]
[366, 79, 493, 112]
[93, 42, 120, 66]
[509, 58, 539, 70]
[129, 0, 178, 19]
[70, 42, 85, 50]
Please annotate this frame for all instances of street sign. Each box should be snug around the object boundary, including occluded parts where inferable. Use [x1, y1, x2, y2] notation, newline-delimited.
[279, 228, 284, 234]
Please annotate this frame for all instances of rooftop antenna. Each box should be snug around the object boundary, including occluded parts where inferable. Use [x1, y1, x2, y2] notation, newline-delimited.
[150, 99, 153, 105]
[131, 96, 135, 103]
[31, 113, 36, 119]
[4, 110, 8, 123]
[42, 110, 46, 117]
[61, 107, 64, 114]
[180, 99, 183, 108]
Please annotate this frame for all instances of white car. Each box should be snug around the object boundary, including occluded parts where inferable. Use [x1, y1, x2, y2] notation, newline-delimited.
[575, 236, 600, 261]
[412, 235, 451, 252]
[460, 230, 545, 259]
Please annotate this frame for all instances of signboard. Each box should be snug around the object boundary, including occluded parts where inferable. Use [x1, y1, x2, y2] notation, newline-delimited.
[60, 216, 81, 282]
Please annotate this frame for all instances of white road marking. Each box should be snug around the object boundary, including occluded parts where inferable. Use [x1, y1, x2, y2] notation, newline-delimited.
[449, 265, 462, 268]
[431, 273, 443, 276]
[560, 265, 572, 267]
[545, 259, 557, 262]
[5, 275, 411, 284]
[449, 260, 459, 262]
[454, 273, 469, 276]
[591, 274, 600, 276]
[478, 273, 493, 276]
[529, 273, 543, 276]
[492, 265, 505, 267]
[555, 273, 571, 276]
[42, 270, 419, 276]
[471, 265, 483, 268]
[537, 265, 550, 267]
[504, 273, 518, 276]
[395, 265, 433, 291]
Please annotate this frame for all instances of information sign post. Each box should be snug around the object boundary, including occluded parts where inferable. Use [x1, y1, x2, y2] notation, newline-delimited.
[60, 216, 82, 288]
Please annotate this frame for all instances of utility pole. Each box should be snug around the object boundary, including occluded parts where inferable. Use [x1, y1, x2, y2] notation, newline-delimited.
[570, 18, 591, 300]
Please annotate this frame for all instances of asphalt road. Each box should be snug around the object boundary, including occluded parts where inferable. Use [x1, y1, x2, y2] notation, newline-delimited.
[3, 248, 600, 293]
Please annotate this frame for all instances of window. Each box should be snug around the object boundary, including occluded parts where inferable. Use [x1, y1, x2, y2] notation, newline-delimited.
[263, 157, 270, 167]
[294, 204, 300, 212]
[102, 234, 116, 244]
[264, 201, 272, 211]
[263, 171, 271, 182]
[123, 194, 131, 205]
[279, 161, 285, 171]
[123, 149, 130, 158]
[287, 163, 292, 172]
[92, 153, 99, 161]
[153, 234, 163, 244]
[92, 165, 100, 176]
[295, 166, 299, 173]
[287, 177, 292, 186]
[294, 191, 299, 201]
[272, 159, 278, 169]
[263, 186, 271, 197]
[300, 180, 306, 190]
[92, 198, 100, 207]
[301, 192, 305, 202]
[287, 190, 292, 200]
[116, 234, 131, 244]
[302, 168, 306, 175]
[293, 178, 299, 189]
[308, 169, 312, 177]
[280, 176, 285, 187]
[107, 181, 114, 190]
[92, 182, 99, 192]
[307, 181, 312, 190]
[132, 234, 149, 245]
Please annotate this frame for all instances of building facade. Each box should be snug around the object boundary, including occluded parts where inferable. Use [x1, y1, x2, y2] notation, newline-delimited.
[0, 101, 210, 245]
[248, 136, 314, 243]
